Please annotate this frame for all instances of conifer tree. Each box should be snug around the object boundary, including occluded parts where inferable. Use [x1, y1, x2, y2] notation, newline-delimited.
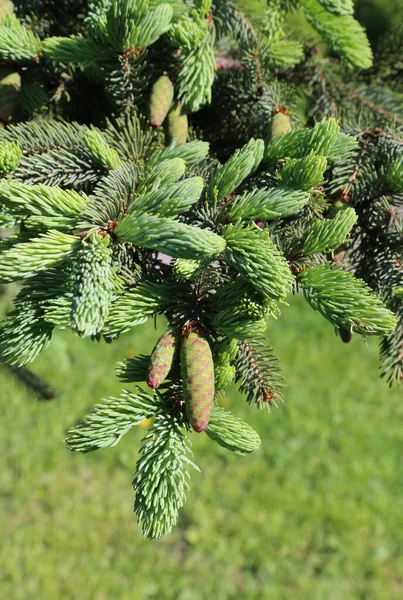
[0, 0, 401, 538]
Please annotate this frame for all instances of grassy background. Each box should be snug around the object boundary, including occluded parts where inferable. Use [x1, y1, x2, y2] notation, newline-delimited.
[1, 294, 403, 599]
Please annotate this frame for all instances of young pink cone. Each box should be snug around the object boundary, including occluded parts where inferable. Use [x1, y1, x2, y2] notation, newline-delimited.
[149, 75, 174, 128]
[147, 328, 178, 389]
[181, 327, 215, 432]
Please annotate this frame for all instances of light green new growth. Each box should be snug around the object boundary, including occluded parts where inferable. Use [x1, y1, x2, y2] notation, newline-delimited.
[302, 207, 358, 254]
[268, 39, 304, 67]
[300, 0, 372, 69]
[387, 157, 403, 193]
[136, 158, 186, 194]
[0, 15, 42, 62]
[71, 233, 119, 337]
[0, 181, 88, 230]
[147, 140, 209, 167]
[115, 355, 151, 383]
[104, 281, 172, 337]
[177, 41, 215, 112]
[229, 187, 310, 221]
[206, 407, 261, 455]
[0, 140, 21, 174]
[0, 299, 53, 366]
[265, 118, 341, 163]
[133, 414, 196, 540]
[130, 176, 203, 217]
[224, 224, 294, 301]
[65, 388, 160, 452]
[300, 265, 397, 335]
[115, 213, 226, 259]
[42, 36, 112, 65]
[84, 130, 121, 170]
[317, 0, 354, 15]
[105, 0, 172, 53]
[278, 154, 327, 190]
[0, 230, 80, 283]
[210, 139, 265, 201]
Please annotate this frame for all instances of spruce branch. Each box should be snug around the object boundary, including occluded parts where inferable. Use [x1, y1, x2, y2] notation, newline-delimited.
[0, 14, 42, 62]
[70, 233, 120, 337]
[302, 207, 358, 254]
[0, 230, 80, 283]
[65, 388, 161, 453]
[133, 414, 197, 540]
[235, 339, 284, 408]
[223, 224, 294, 301]
[115, 214, 226, 259]
[229, 187, 310, 221]
[300, 264, 397, 335]
[206, 406, 261, 455]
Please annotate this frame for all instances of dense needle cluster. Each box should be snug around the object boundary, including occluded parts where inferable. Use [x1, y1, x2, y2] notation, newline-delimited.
[0, 0, 401, 539]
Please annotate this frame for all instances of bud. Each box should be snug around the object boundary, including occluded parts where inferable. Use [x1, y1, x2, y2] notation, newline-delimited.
[147, 327, 179, 389]
[339, 326, 352, 343]
[181, 324, 214, 432]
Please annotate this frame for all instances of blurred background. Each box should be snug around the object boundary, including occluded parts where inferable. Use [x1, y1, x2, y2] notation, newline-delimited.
[1, 1, 403, 599]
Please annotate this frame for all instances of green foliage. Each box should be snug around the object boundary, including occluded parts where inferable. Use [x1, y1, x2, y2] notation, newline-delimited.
[300, 264, 397, 335]
[300, 0, 373, 69]
[387, 156, 403, 193]
[210, 138, 264, 201]
[229, 187, 310, 221]
[0, 181, 87, 230]
[133, 414, 196, 540]
[302, 207, 358, 254]
[83, 130, 121, 170]
[104, 281, 172, 337]
[105, 0, 173, 53]
[0, 140, 21, 174]
[70, 233, 119, 337]
[147, 139, 209, 166]
[278, 154, 327, 190]
[0, 230, 80, 283]
[115, 213, 226, 259]
[0, 14, 41, 62]
[65, 387, 160, 452]
[176, 38, 216, 112]
[0, 0, 400, 542]
[224, 224, 294, 301]
[206, 406, 261, 454]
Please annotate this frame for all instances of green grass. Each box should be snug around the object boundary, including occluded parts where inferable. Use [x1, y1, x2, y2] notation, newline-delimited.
[1, 294, 403, 599]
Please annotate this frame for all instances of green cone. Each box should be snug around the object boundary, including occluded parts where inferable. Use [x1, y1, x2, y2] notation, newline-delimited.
[149, 75, 174, 127]
[167, 102, 188, 144]
[271, 110, 291, 138]
[0, 71, 20, 122]
[147, 327, 179, 389]
[181, 326, 214, 432]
